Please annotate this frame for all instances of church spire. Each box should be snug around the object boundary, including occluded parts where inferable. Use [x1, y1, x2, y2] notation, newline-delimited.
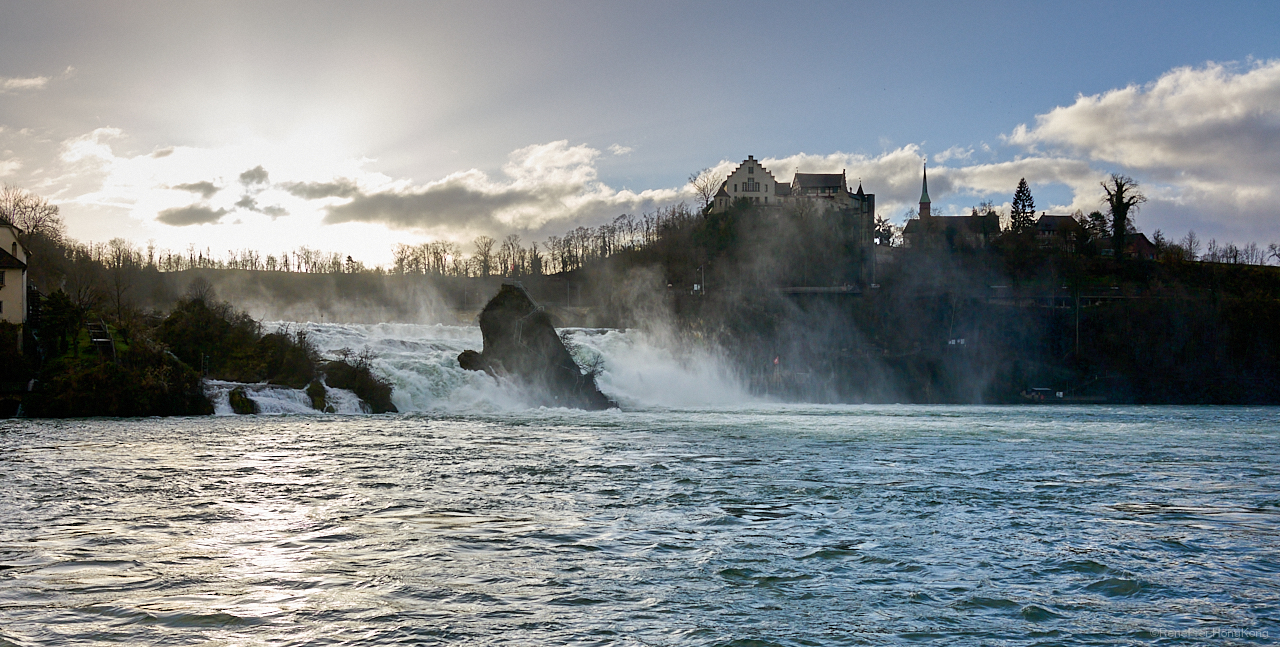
[919, 162, 931, 218]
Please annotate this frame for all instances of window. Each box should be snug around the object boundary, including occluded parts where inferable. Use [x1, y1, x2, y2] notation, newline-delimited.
[742, 181, 760, 192]
[748, 166, 754, 174]
[0, 270, 4, 286]
[733, 183, 737, 192]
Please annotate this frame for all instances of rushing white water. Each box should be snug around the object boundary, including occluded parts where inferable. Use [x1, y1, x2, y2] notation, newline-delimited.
[204, 380, 369, 415]
[239, 321, 754, 412]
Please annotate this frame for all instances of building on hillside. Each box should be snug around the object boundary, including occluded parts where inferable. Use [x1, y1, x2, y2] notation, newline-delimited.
[710, 155, 874, 217]
[1035, 214, 1083, 249]
[901, 164, 1000, 249]
[0, 220, 29, 350]
[709, 155, 877, 283]
[1127, 232, 1158, 260]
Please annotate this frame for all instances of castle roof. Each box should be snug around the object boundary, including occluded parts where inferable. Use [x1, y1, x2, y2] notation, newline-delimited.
[793, 173, 847, 190]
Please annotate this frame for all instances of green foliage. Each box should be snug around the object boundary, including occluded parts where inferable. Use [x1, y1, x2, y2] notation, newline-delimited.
[39, 289, 86, 358]
[322, 350, 397, 413]
[258, 329, 318, 387]
[157, 295, 261, 380]
[26, 342, 212, 417]
[0, 322, 29, 382]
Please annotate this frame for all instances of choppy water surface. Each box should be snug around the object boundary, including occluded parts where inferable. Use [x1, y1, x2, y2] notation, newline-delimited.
[2, 406, 1278, 646]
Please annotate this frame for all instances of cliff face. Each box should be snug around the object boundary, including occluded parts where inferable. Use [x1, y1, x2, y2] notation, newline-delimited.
[459, 283, 616, 410]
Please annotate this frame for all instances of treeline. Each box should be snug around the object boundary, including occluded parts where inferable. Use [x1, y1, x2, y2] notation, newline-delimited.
[390, 205, 700, 278]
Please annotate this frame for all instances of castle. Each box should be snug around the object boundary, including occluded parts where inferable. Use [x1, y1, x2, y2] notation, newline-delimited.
[708, 155, 876, 284]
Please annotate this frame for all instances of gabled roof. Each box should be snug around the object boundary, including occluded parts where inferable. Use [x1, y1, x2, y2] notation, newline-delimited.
[1035, 214, 1080, 232]
[0, 246, 26, 270]
[793, 173, 846, 189]
[714, 181, 729, 198]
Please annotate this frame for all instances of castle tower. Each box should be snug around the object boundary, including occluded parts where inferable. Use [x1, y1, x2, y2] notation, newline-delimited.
[919, 162, 931, 219]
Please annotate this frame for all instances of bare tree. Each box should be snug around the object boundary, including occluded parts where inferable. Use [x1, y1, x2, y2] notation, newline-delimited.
[0, 185, 64, 243]
[1102, 174, 1146, 259]
[473, 235, 496, 277]
[689, 168, 724, 212]
[1181, 230, 1201, 260]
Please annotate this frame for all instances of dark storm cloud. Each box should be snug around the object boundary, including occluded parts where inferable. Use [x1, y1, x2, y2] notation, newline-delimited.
[239, 165, 269, 186]
[157, 204, 228, 226]
[281, 179, 361, 199]
[172, 181, 219, 199]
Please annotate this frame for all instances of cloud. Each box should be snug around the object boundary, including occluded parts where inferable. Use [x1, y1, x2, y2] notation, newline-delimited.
[239, 165, 270, 186]
[1007, 59, 1280, 221]
[0, 75, 50, 93]
[0, 67, 74, 94]
[0, 159, 21, 177]
[321, 140, 684, 236]
[608, 144, 633, 156]
[171, 181, 219, 199]
[157, 204, 228, 226]
[151, 147, 175, 158]
[932, 146, 973, 163]
[281, 179, 360, 199]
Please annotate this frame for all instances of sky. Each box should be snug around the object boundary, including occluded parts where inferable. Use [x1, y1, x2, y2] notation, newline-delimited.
[1, 0, 1279, 266]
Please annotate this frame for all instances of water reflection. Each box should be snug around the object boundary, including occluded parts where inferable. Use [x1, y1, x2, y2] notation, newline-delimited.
[0, 407, 1277, 645]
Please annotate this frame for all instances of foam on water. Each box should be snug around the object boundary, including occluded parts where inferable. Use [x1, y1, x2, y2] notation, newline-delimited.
[263, 321, 754, 411]
[204, 380, 368, 414]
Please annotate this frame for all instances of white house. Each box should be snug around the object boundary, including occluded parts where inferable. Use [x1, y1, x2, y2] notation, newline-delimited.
[0, 220, 29, 349]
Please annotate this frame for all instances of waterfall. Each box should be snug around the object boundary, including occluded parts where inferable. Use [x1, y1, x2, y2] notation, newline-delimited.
[204, 322, 752, 413]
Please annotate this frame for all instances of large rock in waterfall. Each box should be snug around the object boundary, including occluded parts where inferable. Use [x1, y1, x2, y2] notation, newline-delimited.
[458, 283, 616, 410]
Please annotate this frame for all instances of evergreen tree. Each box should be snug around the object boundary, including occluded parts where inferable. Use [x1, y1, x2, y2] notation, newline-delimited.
[1010, 178, 1036, 233]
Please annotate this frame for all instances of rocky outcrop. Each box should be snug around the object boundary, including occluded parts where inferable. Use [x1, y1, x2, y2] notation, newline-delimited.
[228, 386, 259, 414]
[459, 283, 616, 410]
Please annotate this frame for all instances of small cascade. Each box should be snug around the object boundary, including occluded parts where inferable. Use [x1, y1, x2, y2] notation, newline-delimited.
[205, 380, 368, 415]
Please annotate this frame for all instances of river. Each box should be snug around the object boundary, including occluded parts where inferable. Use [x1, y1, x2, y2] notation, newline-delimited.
[1, 323, 1276, 645]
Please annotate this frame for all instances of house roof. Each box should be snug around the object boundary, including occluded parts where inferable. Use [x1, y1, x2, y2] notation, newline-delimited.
[0, 246, 26, 270]
[919, 164, 930, 204]
[1035, 214, 1080, 232]
[904, 213, 998, 235]
[774, 183, 791, 197]
[714, 181, 729, 198]
[792, 173, 846, 190]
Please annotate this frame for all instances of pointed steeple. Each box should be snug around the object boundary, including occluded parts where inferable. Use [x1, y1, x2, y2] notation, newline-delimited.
[919, 162, 931, 218]
[856, 181, 864, 197]
[920, 163, 931, 203]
